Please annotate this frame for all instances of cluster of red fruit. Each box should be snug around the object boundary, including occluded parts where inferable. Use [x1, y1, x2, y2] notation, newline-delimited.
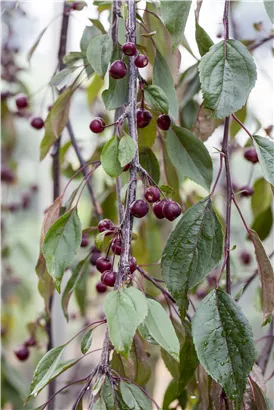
[14, 336, 36, 361]
[14, 94, 44, 130]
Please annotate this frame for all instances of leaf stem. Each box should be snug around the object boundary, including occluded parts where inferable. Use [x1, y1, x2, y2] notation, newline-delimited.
[248, 33, 274, 51]
[210, 152, 224, 198]
[231, 113, 253, 139]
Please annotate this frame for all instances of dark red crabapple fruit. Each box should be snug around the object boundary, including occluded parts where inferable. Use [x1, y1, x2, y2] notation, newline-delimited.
[130, 200, 149, 218]
[15, 94, 28, 109]
[24, 337, 36, 347]
[240, 250, 252, 265]
[98, 219, 115, 234]
[109, 60, 127, 79]
[244, 148, 258, 164]
[22, 194, 31, 209]
[240, 185, 254, 197]
[96, 257, 112, 273]
[122, 42, 137, 56]
[129, 257, 137, 273]
[134, 54, 149, 68]
[90, 247, 101, 265]
[96, 281, 107, 293]
[81, 234, 89, 248]
[157, 114, 171, 131]
[162, 200, 182, 221]
[14, 345, 29, 361]
[30, 116, 44, 130]
[123, 163, 131, 172]
[144, 186, 161, 203]
[1, 167, 15, 183]
[136, 109, 152, 129]
[89, 117, 105, 133]
[152, 200, 168, 219]
[71, 1, 86, 10]
[111, 238, 122, 255]
[101, 270, 116, 287]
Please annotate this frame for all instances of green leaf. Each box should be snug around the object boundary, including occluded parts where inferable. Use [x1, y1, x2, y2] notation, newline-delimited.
[160, 1, 191, 49]
[251, 230, 274, 324]
[153, 50, 178, 119]
[80, 25, 101, 52]
[178, 63, 201, 108]
[118, 134, 136, 167]
[230, 105, 247, 138]
[75, 263, 89, 318]
[93, 397, 107, 410]
[101, 136, 123, 177]
[179, 322, 199, 389]
[192, 289, 256, 409]
[86, 34, 113, 78]
[81, 329, 93, 354]
[89, 18, 106, 34]
[50, 67, 78, 90]
[144, 85, 169, 114]
[159, 185, 175, 199]
[138, 113, 157, 148]
[27, 25, 48, 62]
[264, 1, 274, 23]
[120, 381, 152, 410]
[162, 379, 187, 410]
[95, 230, 114, 251]
[104, 288, 148, 356]
[199, 40, 257, 119]
[101, 377, 115, 410]
[143, 298, 180, 361]
[251, 178, 273, 218]
[87, 73, 105, 105]
[250, 207, 273, 241]
[161, 197, 223, 315]
[253, 135, 274, 186]
[61, 258, 89, 320]
[138, 322, 158, 345]
[195, 21, 214, 57]
[63, 51, 84, 66]
[166, 126, 213, 190]
[42, 208, 82, 293]
[139, 148, 160, 184]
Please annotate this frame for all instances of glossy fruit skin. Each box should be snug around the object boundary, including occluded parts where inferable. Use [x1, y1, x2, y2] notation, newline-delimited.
[134, 54, 149, 68]
[129, 257, 137, 273]
[157, 114, 171, 131]
[24, 337, 36, 347]
[14, 345, 29, 361]
[101, 270, 116, 287]
[122, 42, 137, 56]
[98, 219, 115, 235]
[130, 200, 149, 218]
[152, 200, 168, 219]
[111, 238, 122, 255]
[30, 116, 44, 130]
[136, 109, 152, 129]
[244, 148, 258, 164]
[90, 247, 101, 265]
[240, 185, 254, 197]
[89, 118, 105, 133]
[81, 235, 89, 248]
[162, 200, 182, 221]
[109, 60, 127, 79]
[144, 186, 161, 203]
[96, 281, 107, 293]
[96, 257, 112, 273]
[240, 250, 251, 265]
[15, 94, 28, 109]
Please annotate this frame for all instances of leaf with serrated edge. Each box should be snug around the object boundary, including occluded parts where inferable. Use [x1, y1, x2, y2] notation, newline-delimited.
[101, 136, 123, 177]
[161, 197, 223, 314]
[144, 85, 169, 114]
[192, 289, 255, 409]
[199, 40, 257, 119]
[86, 34, 113, 78]
[195, 21, 214, 57]
[118, 134, 136, 168]
[120, 381, 152, 410]
[81, 329, 93, 354]
[253, 135, 274, 186]
[160, 1, 191, 50]
[104, 288, 148, 357]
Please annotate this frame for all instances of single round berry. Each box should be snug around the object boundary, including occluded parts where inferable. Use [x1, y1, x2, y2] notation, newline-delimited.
[71, 1, 86, 10]
[14, 345, 29, 361]
[240, 185, 254, 197]
[1, 167, 14, 183]
[162, 200, 181, 221]
[30, 116, 44, 130]
[1, 91, 10, 101]
[96, 281, 107, 293]
[90, 247, 101, 265]
[101, 270, 116, 287]
[144, 186, 161, 203]
[31, 184, 39, 192]
[81, 234, 89, 248]
[122, 42, 137, 56]
[129, 257, 137, 273]
[15, 94, 28, 109]
[157, 114, 171, 131]
[123, 163, 131, 172]
[22, 194, 31, 209]
[134, 54, 149, 68]
[109, 60, 127, 79]
[136, 109, 152, 129]
[24, 337, 36, 347]
[152, 200, 168, 219]
[244, 148, 258, 164]
[111, 238, 122, 255]
[196, 289, 207, 300]
[240, 250, 252, 265]
[89, 117, 105, 133]
[130, 200, 149, 218]
[96, 257, 112, 273]
[98, 219, 115, 235]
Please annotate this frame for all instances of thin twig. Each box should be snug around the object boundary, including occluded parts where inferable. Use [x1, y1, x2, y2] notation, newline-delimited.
[231, 114, 253, 139]
[257, 317, 274, 375]
[248, 34, 274, 51]
[137, 266, 176, 304]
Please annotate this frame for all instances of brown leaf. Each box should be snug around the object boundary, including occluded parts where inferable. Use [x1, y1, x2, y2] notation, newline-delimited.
[40, 196, 62, 245]
[193, 104, 222, 142]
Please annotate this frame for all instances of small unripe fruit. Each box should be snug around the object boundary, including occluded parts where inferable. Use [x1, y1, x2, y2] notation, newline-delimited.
[130, 200, 149, 218]
[240, 250, 252, 265]
[14, 345, 29, 361]
[101, 270, 116, 287]
[244, 148, 258, 164]
[136, 109, 152, 129]
[129, 257, 137, 273]
[122, 42, 137, 56]
[30, 116, 44, 130]
[152, 200, 168, 219]
[24, 337, 36, 347]
[240, 185, 254, 197]
[98, 219, 115, 235]
[89, 117, 105, 133]
[96, 257, 112, 273]
[162, 200, 181, 221]
[111, 238, 122, 255]
[144, 186, 161, 203]
[96, 281, 107, 293]
[157, 114, 171, 131]
[109, 60, 127, 79]
[134, 54, 149, 68]
[81, 234, 89, 248]
[15, 94, 28, 109]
